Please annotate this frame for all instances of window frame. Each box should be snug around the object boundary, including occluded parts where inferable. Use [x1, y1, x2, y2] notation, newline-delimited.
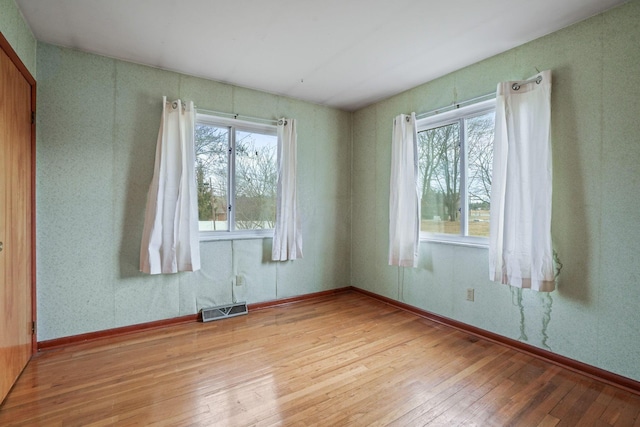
[195, 113, 278, 241]
[416, 98, 495, 247]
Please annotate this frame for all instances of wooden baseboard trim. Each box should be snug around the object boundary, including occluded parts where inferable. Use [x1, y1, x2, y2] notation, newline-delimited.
[351, 286, 640, 396]
[38, 286, 638, 396]
[37, 287, 352, 352]
[247, 287, 352, 311]
[37, 314, 199, 352]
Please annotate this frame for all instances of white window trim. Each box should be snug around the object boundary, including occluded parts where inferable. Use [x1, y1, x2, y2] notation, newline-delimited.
[199, 228, 273, 242]
[416, 98, 495, 247]
[421, 234, 489, 249]
[196, 113, 277, 241]
[196, 114, 277, 136]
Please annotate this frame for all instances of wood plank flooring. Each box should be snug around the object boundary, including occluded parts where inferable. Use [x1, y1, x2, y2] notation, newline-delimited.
[1, 292, 639, 426]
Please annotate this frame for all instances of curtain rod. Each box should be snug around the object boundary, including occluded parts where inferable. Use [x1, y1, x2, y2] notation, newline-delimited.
[415, 75, 544, 120]
[415, 92, 495, 120]
[511, 75, 543, 91]
[195, 107, 280, 126]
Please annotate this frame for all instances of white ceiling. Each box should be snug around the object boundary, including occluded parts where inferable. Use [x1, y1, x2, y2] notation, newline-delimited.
[17, 0, 627, 111]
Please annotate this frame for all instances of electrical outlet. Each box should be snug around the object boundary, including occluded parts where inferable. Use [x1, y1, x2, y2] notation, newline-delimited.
[466, 288, 474, 302]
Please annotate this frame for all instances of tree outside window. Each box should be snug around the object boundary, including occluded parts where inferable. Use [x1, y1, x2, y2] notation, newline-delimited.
[417, 103, 495, 239]
[195, 118, 277, 233]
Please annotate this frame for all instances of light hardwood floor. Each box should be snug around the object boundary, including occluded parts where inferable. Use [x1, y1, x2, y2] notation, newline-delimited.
[1, 292, 639, 426]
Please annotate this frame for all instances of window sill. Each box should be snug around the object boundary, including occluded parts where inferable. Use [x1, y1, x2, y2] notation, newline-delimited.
[420, 233, 488, 249]
[199, 229, 273, 242]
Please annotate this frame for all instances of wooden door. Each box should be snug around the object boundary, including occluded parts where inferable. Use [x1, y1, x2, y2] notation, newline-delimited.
[0, 33, 36, 404]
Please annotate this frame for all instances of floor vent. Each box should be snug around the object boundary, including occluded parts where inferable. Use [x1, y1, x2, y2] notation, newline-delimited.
[201, 302, 248, 322]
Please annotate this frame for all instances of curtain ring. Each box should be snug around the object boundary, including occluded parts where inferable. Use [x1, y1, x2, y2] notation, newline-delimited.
[513, 75, 543, 91]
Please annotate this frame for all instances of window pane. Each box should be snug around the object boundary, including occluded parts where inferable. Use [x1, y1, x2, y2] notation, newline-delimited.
[195, 124, 229, 231]
[466, 112, 494, 237]
[418, 122, 460, 235]
[234, 130, 277, 230]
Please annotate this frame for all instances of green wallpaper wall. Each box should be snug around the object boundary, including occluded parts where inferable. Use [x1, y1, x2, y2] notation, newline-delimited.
[35, 43, 351, 341]
[0, 0, 36, 76]
[352, 0, 640, 381]
[7, 0, 640, 383]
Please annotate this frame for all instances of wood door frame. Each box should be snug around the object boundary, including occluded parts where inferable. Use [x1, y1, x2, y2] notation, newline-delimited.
[0, 32, 37, 354]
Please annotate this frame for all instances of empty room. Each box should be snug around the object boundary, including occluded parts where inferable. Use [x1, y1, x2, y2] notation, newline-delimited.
[1, 0, 640, 425]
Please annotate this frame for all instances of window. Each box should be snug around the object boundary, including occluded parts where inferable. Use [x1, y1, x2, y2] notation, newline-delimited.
[195, 114, 278, 238]
[416, 99, 495, 244]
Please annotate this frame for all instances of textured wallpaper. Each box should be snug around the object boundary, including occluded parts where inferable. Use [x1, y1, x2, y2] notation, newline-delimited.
[35, 44, 352, 341]
[0, 0, 37, 76]
[351, 0, 640, 382]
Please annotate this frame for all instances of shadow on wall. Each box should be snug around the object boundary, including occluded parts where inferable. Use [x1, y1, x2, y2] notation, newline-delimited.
[118, 95, 163, 279]
[551, 65, 591, 305]
[261, 238, 273, 264]
[417, 242, 434, 272]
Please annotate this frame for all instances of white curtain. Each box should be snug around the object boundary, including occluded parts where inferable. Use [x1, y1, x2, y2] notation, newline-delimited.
[489, 70, 554, 291]
[388, 113, 420, 267]
[140, 97, 201, 274]
[272, 118, 303, 261]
